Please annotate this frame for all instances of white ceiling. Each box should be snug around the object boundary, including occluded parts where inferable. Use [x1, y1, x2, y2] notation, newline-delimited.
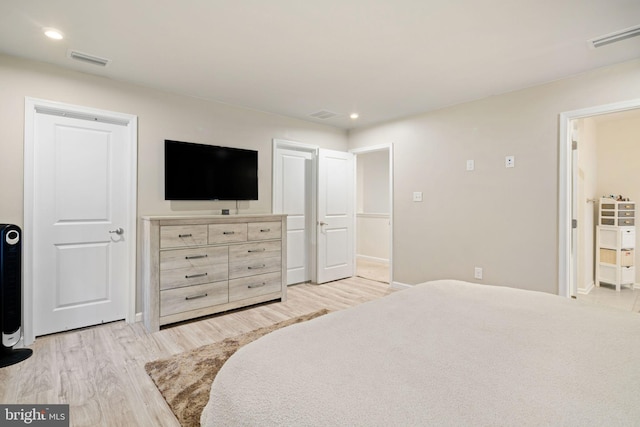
[0, 0, 639, 129]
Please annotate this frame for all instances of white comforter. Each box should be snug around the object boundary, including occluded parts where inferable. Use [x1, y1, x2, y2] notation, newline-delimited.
[201, 280, 640, 426]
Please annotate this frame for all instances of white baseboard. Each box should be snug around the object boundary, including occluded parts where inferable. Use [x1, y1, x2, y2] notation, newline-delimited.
[356, 254, 389, 264]
[577, 281, 595, 295]
[391, 281, 412, 290]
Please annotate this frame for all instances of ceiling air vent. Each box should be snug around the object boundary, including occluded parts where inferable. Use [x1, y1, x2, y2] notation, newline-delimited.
[589, 25, 640, 49]
[67, 50, 111, 67]
[309, 110, 338, 120]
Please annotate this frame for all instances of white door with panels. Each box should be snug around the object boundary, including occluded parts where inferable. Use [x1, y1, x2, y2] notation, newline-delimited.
[273, 147, 314, 285]
[317, 149, 355, 283]
[31, 108, 134, 336]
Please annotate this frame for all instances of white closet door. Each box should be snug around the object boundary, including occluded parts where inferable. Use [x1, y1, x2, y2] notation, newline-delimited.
[273, 148, 313, 285]
[317, 149, 354, 284]
[32, 112, 132, 336]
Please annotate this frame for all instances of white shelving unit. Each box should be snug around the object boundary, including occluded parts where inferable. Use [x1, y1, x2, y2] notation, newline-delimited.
[595, 198, 635, 291]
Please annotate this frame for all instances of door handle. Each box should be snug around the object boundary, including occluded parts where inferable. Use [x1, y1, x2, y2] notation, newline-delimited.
[318, 221, 327, 226]
[109, 227, 124, 236]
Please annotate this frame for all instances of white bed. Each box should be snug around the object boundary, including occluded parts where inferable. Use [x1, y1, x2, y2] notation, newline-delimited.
[201, 280, 640, 426]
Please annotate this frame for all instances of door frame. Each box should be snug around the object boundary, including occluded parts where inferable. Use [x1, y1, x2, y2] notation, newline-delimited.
[558, 98, 640, 298]
[23, 98, 138, 345]
[272, 139, 318, 283]
[350, 144, 394, 285]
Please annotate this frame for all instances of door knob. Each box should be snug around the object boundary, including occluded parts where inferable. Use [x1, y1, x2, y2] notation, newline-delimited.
[109, 227, 124, 235]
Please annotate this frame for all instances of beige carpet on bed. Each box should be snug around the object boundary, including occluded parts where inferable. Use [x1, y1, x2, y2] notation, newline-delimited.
[145, 309, 330, 427]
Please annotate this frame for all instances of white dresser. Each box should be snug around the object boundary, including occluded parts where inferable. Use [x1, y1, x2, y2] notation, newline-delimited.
[141, 214, 287, 332]
[595, 199, 635, 291]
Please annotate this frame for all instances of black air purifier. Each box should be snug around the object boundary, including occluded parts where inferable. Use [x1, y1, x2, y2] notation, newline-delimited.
[0, 224, 32, 368]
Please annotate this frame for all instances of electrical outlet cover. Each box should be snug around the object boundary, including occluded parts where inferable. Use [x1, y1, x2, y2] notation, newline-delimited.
[505, 155, 515, 168]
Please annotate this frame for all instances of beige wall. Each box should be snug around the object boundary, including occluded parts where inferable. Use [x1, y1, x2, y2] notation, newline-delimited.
[348, 59, 640, 293]
[0, 53, 347, 311]
[0, 54, 347, 227]
[356, 150, 389, 214]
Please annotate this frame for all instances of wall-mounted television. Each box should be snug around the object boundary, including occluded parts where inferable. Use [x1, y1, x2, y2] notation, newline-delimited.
[164, 140, 258, 201]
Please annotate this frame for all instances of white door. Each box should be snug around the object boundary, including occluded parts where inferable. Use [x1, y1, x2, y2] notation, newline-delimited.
[273, 147, 314, 285]
[317, 149, 355, 283]
[31, 109, 133, 336]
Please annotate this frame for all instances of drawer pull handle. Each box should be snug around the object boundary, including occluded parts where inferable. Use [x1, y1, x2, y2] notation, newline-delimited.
[223, 231, 235, 235]
[185, 272, 208, 279]
[248, 264, 266, 270]
[248, 282, 266, 289]
[178, 233, 192, 238]
[260, 228, 271, 232]
[185, 293, 208, 301]
[248, 248, 266, 253]
[185, 254, 208, 260]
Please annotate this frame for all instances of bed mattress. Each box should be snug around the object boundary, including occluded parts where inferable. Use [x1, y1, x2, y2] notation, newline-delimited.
[201, 280, 640, 426]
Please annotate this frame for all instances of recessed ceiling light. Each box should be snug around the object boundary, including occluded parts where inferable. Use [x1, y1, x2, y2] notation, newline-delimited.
[350, 113, 359, 119]
[43, 28, 64, 40]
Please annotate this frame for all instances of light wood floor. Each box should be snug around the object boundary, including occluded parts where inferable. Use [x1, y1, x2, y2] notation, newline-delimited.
[0, 277, 395, 427]
[356, 257, 390, 283]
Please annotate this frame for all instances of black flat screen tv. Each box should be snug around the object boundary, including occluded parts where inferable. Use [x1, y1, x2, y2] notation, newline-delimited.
[164, 140, 258, 201]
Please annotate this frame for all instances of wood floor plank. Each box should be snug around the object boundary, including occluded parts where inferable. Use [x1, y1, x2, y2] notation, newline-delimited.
[0, 277, 395, 426]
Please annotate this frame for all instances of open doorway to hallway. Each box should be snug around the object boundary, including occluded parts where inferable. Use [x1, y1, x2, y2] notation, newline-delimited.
[353, 146, 392, 284]
[573, 108, 640, 313]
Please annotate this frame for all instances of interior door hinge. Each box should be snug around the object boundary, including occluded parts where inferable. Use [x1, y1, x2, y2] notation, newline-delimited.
[572, 141, 578, 150]
[572, 219, 578, 229]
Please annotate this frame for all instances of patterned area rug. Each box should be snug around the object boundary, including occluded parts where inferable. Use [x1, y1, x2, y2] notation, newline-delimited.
[145, 309, 331, 426]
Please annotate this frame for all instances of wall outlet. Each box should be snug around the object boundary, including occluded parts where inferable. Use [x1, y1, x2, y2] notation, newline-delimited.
[505, 155, 515, 168]
[474, 267, 483, 280]
[413, 191, 423, 202]
[466, 159, 474, 171]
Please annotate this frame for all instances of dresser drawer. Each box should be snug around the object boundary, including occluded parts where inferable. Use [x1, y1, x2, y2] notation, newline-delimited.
[618, 210, 635, 218]
[160, 264, 229, 290]
[160, 281, 228, 317]
[621, 229, 635, 248]
[229, 241, 281, 262]
[619, 219, 635, 226]
[208, 223, 247, 244]
[619, 203, 635, 211]
[248, 221, 282, 241]
[160, 246, 228, 271]
[229, 255, 281, 279]
[229, 272, 282, 302]
[160, 225, 208, 248]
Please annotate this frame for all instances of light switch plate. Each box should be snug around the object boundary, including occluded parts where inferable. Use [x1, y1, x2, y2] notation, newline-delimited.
[413, 191, 423, 202]
[466, 160, 474, 171]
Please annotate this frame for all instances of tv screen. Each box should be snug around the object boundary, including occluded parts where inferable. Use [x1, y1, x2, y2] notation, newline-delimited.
[164, 140, 258, 201]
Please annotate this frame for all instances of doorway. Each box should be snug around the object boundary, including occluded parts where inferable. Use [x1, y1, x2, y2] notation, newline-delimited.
[572, 109, 640, 311]
[272, 140, 316, 285]
[23, 98, 137, 345]
[558, 98, 640, 300]
[352, 144, 393, 284]
[274, 140, 388, 286]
